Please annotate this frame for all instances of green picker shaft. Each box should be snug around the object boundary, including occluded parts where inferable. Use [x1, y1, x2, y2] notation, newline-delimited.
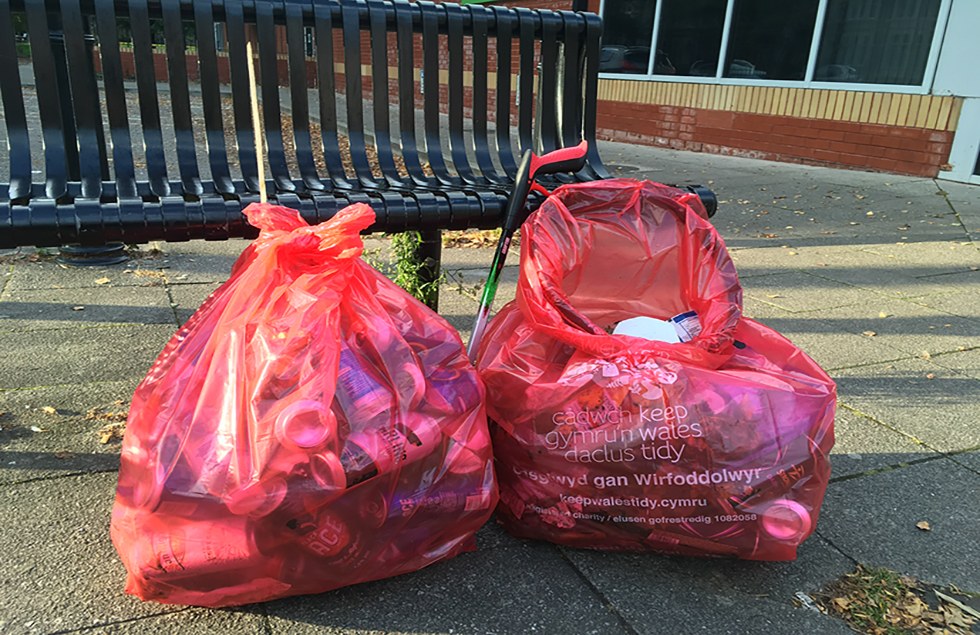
[467, 142, 588, 362]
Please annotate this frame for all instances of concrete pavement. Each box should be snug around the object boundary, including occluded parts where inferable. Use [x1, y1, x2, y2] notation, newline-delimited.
[2, 140, 979, 634]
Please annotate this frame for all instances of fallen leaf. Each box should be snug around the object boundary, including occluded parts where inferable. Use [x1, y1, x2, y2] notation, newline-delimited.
[98, 422, 126, 444]
[879, 311, 889, 318]
[971, 267, 978, 271]
[30, 426, 49, 433]
[113, 400, 125, 406]
[72, 306, 85, 311]
[95, 277, 110, 285]
[54, 451, 75, 459]
[959, 347, 967, 351]
[42, 406, 56, 414]
[821, 231, 837, 235]
[863, 331, 877, 337]
[921, 352, 932, 359]
[766, 294, 781, 299]
[926, 374, 935, 380]
[917, 521, 931, 530]
[817, 262, 827, 266]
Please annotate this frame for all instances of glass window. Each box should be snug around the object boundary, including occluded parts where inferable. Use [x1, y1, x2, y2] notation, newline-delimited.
[724, 0, 820, 81]
[600, 1, 656, 74]
[655, 0, 728, 77]
[815, 0, 941, 85]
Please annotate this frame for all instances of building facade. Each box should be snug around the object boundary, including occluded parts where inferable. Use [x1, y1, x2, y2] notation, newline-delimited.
[588, 0, 980, 182]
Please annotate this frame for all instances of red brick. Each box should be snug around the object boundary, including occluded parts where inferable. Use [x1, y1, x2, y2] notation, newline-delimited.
[896, 137, 926, 151]
[873, 135, 907, 150]
[866, 157, 898, 171]
[813, 149, 841, 162]
[837, 153, 872, 167]
[830, 141, 859, 154]
[807, 138, 833, 151]
[845, 132, 874, 145]
[888, 126, 929, 140]
[696, 110, 735, 128]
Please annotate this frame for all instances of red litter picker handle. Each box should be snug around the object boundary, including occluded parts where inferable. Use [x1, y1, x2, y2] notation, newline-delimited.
[467, 142, 589, 362]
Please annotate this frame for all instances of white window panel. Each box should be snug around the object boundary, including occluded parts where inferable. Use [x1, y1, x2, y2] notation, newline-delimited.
[598, 0, 953, 95]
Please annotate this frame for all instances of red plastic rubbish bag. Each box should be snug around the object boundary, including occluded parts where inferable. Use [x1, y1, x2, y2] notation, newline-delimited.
[111, 203, 496, 607]
[475, 179, 835, 561]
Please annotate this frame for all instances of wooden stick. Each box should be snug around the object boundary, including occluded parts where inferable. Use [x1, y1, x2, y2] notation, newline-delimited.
[246, 40, 267, 203]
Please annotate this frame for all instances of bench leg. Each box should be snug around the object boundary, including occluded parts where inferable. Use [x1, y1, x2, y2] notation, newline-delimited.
[415, 229, 442, 312]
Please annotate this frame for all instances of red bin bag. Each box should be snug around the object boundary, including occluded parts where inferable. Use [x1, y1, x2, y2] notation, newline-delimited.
[475, 180, 835, 561]
[111, 203, 496, 607]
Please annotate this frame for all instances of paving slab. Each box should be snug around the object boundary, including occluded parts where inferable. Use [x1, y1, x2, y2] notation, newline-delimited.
[559, 534, 854, 635]
[951, 449, 980, 474]
[830, 358, 980, 453]
[167, 282, 222, 327]
[0, 285, 175, 332]
[739, 271, 877, 312]
[0, 472, 183, 635]
[829, 409, 937, 479]
[264, 539, 625, 635]
[0, 381, 136, 484]
[0, 325, 176, 390]
[806, 297, 980, 358]
[68, 608, 270, 634]
[3, 259, 150, 292]
[816, 457, 980, 590]
[928, 348, 980, 381]
[748, 314, 905, 371]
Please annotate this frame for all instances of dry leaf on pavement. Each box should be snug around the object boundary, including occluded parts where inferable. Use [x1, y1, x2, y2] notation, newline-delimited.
[95, 277, 110, 285]
[42, 406, 56, 414]
[916, 521, 931, 531]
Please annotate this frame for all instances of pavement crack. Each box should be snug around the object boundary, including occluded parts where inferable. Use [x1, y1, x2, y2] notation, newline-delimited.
[554, 546, 641, 635]
[812, 531, 859, 567]
[1, 467, 119, 487]
[828, 453, 949, 485]
[46, 608, 193, 635]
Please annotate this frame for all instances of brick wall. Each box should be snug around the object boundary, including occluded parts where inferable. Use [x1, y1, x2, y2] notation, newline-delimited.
[595, 81, 963, 178]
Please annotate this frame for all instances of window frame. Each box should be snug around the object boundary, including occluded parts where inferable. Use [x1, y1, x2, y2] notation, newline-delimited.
[598, 0, 953, 95]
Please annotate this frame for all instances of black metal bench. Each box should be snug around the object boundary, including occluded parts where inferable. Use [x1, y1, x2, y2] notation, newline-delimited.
[0, 0, 714, 307]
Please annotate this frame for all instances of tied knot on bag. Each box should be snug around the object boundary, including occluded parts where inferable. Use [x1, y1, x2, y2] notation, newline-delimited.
[243, 202, 376, 261]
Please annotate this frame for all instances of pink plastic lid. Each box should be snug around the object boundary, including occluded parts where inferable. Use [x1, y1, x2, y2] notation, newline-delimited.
[225, 478, 288, 517]
[761, 499, 812, 541]
[275, 400, 337, 451]
[311, 451, 347, 491]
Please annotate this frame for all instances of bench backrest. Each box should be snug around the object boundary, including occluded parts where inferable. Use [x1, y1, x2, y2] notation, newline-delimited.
[0, 0, 610, 246]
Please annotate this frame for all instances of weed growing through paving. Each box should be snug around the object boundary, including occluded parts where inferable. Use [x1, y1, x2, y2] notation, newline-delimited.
[811, 564, 979, 635]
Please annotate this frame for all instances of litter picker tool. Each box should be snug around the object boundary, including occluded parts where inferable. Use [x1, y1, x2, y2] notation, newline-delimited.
[466, 141, 588, 362]
[246, 40, 267, 203]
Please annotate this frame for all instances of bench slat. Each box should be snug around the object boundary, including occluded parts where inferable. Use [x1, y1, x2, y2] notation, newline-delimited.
[420, 2, 461, 187]
[0, 0, 33, 200]
[285, 0, 324, 191]
[367, 0, 407, 189]
[392, 0, 434, 188]
[94, 0, 139, 199]
[24, 0, 69, 199]
[580, 11, 610, 181]
[445, 2, 477, 186]
[194, 0, 236, 195]
[162, 0, 204, 196]
[469, 5, 503, 186]
[313, 0, 351, 189]
[340, 0, 380, 189]
[225, 0, 262, 193]
[515, 8, 535, 158]
[129, 0, 172, 197]
[256, 0, 296, 194]
[491, 6, 518, 180]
